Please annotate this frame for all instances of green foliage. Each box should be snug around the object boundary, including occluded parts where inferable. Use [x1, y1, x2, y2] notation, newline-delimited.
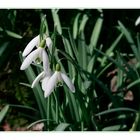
[1, 9, 140, 131]
[0, 105, 9, 123]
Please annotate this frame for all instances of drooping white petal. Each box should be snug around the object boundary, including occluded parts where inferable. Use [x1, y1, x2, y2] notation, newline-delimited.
[42, 50, 50, 72]
[46, 37, 53, 48]
[31, 71, 45, 88]
[44, 71, 59, 98]
[61, 72, 75, 93]
[135, 16, 140, 26]
[20, 48, 41, 70]
[41, 76, 51, 91]
[22, 35, 40, 57]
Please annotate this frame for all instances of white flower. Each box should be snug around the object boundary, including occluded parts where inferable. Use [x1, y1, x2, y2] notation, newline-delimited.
[44, 64, 75, 98]
[22, 35, 52, 57]
[20, 40, 49, 70]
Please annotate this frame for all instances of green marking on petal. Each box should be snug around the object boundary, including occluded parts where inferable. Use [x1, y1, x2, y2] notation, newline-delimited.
[56, 81, 63, 87]
[56, 63, 61, 71]
[35, 57, 42, 64]
[39, 39, 46, 48]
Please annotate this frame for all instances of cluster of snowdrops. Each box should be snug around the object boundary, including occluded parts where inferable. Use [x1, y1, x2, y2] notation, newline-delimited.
[20, 34, 75, 98]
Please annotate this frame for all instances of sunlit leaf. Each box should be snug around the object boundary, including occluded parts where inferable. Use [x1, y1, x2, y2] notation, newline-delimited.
[0, 105, 9, 123]
[0, 27, 22, 39]
[73, 13, 81, 39]
[89, 16, 103, 54]
[54, 123, 70, 131]
[51, 9, 62, 35]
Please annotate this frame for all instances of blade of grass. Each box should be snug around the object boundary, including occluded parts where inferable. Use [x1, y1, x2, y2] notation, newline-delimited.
[51, 9, 62, 35]
[89, 16, 103, 54]
[95, 107, 137, 117]
[73, 13, 81, 39]
[54, 123, 70, 131]
[79, 14, 89, 34]
[0, 105, 9, 123]
[101, 33, 123, 66]
[0, 27, 22, 39]
[118, 21, 140, 62]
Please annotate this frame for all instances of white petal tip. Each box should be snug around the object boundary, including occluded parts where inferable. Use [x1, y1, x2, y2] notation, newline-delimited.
[71, 89, 75, 93]
[46, 37, 53, 48]
[22, 53, 26, 57]
[20, 65, 25, 70]
[135, 16, 140, 26]
[31, 85, 34, 88]
[44, 92, 51, 98]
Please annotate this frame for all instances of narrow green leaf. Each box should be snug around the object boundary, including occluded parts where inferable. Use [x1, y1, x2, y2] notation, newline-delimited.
[73, 13, 81, 39]
[116, 53, 124, 89]
[40, 14, 49, 38]
[130, 113, 139, 131]
[6, 30, 22, 39]
[54, 123, 70, 131]
[27, 119, 51, 130]
[79, 14, 89, 33]
[89, 16, 103, 54]
[62, 37, 76, 78]
[101, 33, 123, 66]
[118, 21, 140, 62]
[0, 42, 9, 56]
[51, 9, 62, 35]
[127, 78, 140, 89]
[0, 27, 22, 39]
[95, 108, 137, 117]
[9, 104, 38, 113]
[87, 55, 95, 73]
[19, 82, 31, 88]
[67, 28, 79, 61]
[0, 105, 9, 123]
[78, 32, 87, 70]
[102, 124, 127, 131]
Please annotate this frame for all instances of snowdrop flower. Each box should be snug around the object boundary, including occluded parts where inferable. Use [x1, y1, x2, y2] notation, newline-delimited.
[22, 35, 52, 57]
[44, 64, 75, 98]
[20, 39, 49, 70]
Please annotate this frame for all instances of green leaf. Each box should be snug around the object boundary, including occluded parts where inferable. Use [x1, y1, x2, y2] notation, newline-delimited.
[95, 108, 137, 117]
[127, 78, 140, 89]
[0, 27, 22, 39]
[6, 30, 22, 39]
[0, 42, 9, 56]
[101, 33, 123, 66]
[130, 113, 139, 131]
[19, 52, 47, 120]
[51, 9, 62, 35]
[73, 13, 81, 39]
[87, 55, 95, 73]
[40, 14, 49, 38]
[62, 37, 76, 78]
[102, 124, 127, 131]
[118, 21, 140, 62]
[9, 104, 38, 113]
[0, 105, 9, 123]
[78, 32, 88, 70]
[89, 16, 103, 54]
[27, 119, 51, 130]
[0, 42, 10, 67]
[54, 123, 70, 131]
[79, 14, 89, 34]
